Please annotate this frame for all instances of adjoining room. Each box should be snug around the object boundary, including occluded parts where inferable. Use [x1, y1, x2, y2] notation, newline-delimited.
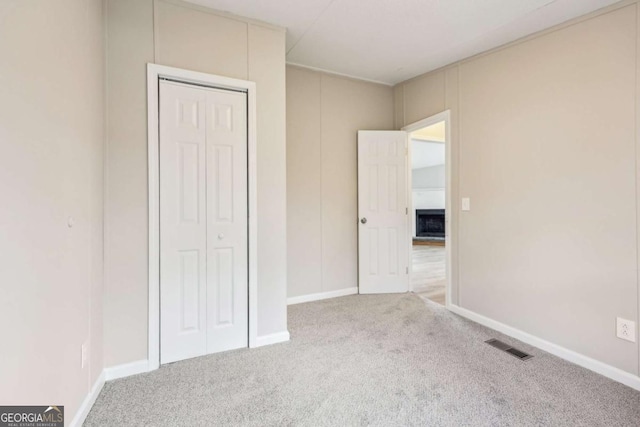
[409, 120, 447, 305]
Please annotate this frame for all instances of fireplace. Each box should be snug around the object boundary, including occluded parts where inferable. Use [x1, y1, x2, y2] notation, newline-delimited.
[416, 209, 445, 239]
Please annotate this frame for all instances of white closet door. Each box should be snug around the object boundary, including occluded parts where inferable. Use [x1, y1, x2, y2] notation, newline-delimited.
[160, 81, 248, 364]
[205, 88, 248, 353]
[160, 82, 208, 364]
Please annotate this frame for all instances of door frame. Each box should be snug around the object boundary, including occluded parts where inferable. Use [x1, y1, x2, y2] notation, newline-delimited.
[402, 110, 452, 308]
[146, 63, 258, 370]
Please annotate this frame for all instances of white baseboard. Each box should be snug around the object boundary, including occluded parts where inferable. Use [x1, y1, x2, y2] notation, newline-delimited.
[70, 370, 105, 427]
[70, 335, 292, 425]
[255, 330, 290, 347]
[287, 287, 358, 305]
[448, 304, 640, 391]
[104, 359, 150, 381]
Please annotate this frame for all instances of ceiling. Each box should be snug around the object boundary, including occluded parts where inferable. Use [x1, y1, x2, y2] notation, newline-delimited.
[411, 121, 445, 169]
[412, 140, 444, 170]
[412, 122, 445, 143]
[185, 0, 619, 85]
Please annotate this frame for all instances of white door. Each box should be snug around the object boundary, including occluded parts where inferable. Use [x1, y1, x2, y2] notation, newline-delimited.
[204, 86, 248, 354]
[357, 131, 409, 294]
[160, 80, 248, 364]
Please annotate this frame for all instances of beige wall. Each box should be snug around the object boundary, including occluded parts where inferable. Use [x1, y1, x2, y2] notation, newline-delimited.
[286, 66, 394, 298]
[104, 0, 154, 369]
[403, 70, 446, 126]
[0, 0, 105, 421]
[105, 0, 287, 366]
[395, 2, 640, 374]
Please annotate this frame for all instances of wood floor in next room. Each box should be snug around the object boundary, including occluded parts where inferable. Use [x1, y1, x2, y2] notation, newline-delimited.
[412, 243, 445, 305]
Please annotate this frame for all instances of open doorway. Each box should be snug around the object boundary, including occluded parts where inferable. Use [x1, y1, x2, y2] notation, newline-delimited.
[403, 112, 451, 306]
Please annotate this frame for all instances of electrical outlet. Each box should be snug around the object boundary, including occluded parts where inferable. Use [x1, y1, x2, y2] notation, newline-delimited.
[616, 317, 636, 343]
[81, 342, 88, 369]
[462, 198, 471, 211]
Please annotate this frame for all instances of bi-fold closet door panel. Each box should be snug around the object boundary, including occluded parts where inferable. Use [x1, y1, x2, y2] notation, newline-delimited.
[159, 80, 248, 364]
[205, 85, 248, 354]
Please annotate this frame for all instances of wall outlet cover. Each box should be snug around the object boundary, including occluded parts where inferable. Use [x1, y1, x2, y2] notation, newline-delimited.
[616, 317, 636, 343]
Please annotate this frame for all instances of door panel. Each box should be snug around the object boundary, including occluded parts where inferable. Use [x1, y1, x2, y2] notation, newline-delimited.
[206, 88, 248, 354]
[160, 81, 248, 364]
[358, 131, 409, 294]
[160, 82, 207, 364]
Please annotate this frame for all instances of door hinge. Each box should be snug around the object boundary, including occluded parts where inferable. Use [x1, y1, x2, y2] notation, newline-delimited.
[406, 207, 408, 214]
[406, 267, 409, 274]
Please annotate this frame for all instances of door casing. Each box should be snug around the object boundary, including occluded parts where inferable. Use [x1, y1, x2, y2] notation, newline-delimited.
[147, 63, 258, 371]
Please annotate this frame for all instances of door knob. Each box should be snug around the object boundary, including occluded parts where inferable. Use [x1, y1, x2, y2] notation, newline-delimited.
[360, 218, 367, 224]
[218, 233, 225, 240]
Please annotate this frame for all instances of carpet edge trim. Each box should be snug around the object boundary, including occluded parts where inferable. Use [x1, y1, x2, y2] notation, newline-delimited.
[448, 304, 640, 391]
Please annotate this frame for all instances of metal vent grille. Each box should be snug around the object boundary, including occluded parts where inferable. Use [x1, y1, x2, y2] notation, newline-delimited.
[485, 338, 533, 361]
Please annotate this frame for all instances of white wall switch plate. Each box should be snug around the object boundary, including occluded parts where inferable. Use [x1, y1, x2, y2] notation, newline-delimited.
[462, 198, 471, 211]
[616, 317, 636, 342]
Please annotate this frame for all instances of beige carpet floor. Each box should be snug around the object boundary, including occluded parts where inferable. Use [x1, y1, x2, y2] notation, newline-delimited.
[85, 294, 640, 426]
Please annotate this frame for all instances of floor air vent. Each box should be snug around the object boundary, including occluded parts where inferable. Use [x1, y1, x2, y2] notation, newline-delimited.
[485, 338, 533, 361]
